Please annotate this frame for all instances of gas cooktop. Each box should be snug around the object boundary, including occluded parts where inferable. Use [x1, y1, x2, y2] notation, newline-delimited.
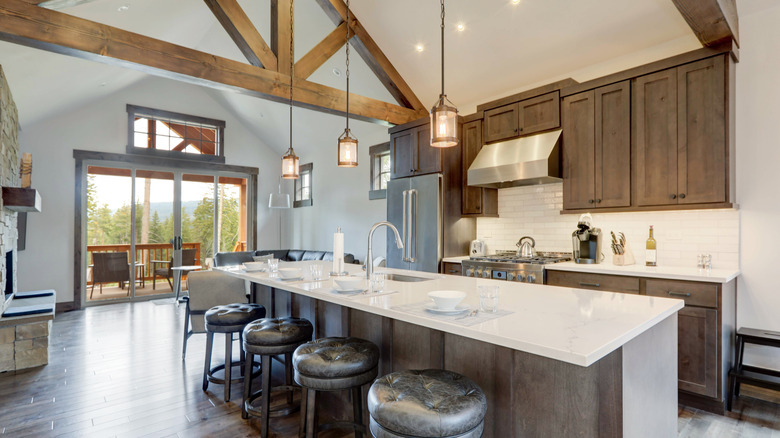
[469, 251, 572, 265]
[462, 252, 572, 283]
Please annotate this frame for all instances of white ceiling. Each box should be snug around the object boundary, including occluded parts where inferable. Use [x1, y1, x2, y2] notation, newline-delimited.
[0, 0, 742, 154]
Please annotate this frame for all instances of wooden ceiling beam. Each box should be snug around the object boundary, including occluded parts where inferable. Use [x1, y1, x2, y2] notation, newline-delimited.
[24, 0, 98, 9]
[295, 22, 353, 80]
[671, 0, 739, 47]
[271, 0, 292, 76]
[0, 0, 422, 125]
[203, 0, 277, 70]
[316, 0, 426, 112]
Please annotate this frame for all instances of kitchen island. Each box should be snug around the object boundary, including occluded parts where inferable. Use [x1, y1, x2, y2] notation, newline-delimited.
[216, 261, 683, 437]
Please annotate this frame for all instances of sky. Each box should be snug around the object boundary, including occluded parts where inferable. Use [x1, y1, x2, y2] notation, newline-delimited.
[91, 174, 240, 211]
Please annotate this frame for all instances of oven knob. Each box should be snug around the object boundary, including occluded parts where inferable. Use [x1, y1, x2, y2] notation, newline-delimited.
[516, 273, 526, 282]
[475, 269, 482, 277]
[482, 269, 491, 278]
[507, 272, 515, 281]
[527, 274, 537, 283]
[466, 268, 474, 277]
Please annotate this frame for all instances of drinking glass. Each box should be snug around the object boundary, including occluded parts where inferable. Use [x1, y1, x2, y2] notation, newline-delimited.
[478, 285, 499, 313]
[309, 264, 324, 280]
[267, 258, 279, 273]
[370, 272, 386, 292]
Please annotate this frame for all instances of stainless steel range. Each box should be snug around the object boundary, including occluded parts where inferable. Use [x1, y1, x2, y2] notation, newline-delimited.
[462, 252, 572, 284]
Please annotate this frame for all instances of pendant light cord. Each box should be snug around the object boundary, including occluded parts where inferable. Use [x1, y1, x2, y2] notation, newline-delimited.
[289, 0, 294, 154]
[440, 0, 445, 98]
[345, 0, 350, 131]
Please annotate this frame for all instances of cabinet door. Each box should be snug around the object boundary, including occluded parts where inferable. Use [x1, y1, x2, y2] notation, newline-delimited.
[677, 56, 727, 204]
[414, 125, 441, 175]
[484, 103, 519, 143]
[562, 90, 595, 210]
[462, 120, 496, 216]
[594, 81, 631, 208]
[390, 129, 415, 179]
[518, 91, 560, 135]
[634, 68, 679, 207]
[678, 306, 719, 398]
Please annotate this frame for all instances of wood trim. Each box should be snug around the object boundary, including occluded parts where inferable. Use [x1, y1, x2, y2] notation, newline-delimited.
[560, 42, 736, 97]
[476, 78, 578, 112]
[204, 0, 277, 70]
[127, 105, 226, 129]
[315, 0, 426, 112]
[671, 0, 739, 47]
[0, 0, 421, 125]
[388, 116, 430, 134]
[73, 159, 83, 310]
[55, 301, 76, 313]
[73, 150, 260, 175]
[295, 22, 353, 79]
[560, 202, 736, 215]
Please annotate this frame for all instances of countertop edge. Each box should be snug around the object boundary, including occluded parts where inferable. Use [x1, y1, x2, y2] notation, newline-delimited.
[546, 262, 740, 283]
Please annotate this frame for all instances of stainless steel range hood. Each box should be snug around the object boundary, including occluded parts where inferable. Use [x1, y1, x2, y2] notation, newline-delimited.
[467, 129, 562, 189]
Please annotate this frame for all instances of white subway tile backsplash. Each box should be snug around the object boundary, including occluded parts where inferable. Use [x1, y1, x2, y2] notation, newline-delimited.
[476, 183, 740, 269]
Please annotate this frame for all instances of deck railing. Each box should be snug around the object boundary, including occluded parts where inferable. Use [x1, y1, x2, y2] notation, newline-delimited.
[86, 242, 202, 285]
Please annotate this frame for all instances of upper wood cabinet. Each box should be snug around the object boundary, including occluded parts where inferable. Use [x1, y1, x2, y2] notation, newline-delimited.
[562, 81, 631, 210]
[634, 56, 728, 207]
[390, 122, 441, 179]
[484, 91, 560, 143]
[461, 119, 498, 217]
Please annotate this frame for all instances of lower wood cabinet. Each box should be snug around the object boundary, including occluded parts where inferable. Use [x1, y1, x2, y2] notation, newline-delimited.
[442, 262, 462, 276]
[545, 270, 735, 413]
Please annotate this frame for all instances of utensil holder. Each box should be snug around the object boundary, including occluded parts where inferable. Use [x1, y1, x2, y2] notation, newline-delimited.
[612, 242, 635, 266]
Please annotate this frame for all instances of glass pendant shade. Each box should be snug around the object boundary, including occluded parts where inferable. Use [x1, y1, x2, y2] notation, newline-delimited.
[282, 149, 300, 179]
[337, 129, 358, 167]
[430, 95, 458, 148]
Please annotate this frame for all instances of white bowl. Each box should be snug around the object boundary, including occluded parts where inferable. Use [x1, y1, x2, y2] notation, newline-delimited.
[334, 276, 363, 290]
[428, 290, 466, 310]
[243, 262, 266, 272]
[278, 268, 303, 279]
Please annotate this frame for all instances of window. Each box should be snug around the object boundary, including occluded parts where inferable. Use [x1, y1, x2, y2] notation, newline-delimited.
[127, 104, 226, 163]
[369, 142, 390, 200]
[294, 163, 313, 208]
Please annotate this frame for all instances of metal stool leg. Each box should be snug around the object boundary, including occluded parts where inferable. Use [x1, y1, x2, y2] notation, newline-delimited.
[285, 352, 294, 405]
[261, 355, 272, 438]
[224, 332, 233, 401]
[202, 331, 214, 391]
[242, 352, 255, 419]
[305, 388, 317, 438]
[299, 387, 308, 438]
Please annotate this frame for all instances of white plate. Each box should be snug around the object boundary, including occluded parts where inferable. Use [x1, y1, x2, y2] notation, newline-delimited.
[424, 304, 470, 315]
[277, 276, 304, 281]
[332, 287, 365, 295]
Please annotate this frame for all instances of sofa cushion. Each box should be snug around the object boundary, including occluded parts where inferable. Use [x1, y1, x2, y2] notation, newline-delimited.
[213, 251, 254, 267]
[255, 250, 289, 261]
[285, 250, 306, 261]
[301, 251, 326, 261]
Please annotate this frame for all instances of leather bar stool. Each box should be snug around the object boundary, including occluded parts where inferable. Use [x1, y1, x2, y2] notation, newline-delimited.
[241, 317, 314, 438]
[203, 303, 265, 401]
[293, 337, 380, 438]
[367, 369, 487, 438]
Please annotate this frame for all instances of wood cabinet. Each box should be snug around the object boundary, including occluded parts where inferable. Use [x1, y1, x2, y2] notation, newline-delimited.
[461, 119, 498, 217]
[390, 122, 440, 179]
[545, 270, 735, 413]
[442, 262, 462, 276]
[484, 91, 560, 144]
[562, 81, 631, 210]
[634, 56, 728, 207]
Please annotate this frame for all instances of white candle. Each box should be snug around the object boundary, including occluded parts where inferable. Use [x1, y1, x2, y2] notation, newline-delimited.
[333, 227, 344, 274]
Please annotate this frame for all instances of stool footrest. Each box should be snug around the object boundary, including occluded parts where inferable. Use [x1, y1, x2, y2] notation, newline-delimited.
[207, 360, 260, 386]
[730, 367, 780, 390]
[245, 385, 301, 418]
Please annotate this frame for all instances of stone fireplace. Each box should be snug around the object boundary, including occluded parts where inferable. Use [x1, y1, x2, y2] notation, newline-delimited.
[0, 65, 19, 308]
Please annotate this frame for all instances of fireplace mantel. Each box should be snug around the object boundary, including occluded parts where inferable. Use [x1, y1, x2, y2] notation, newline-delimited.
[2, 187, 41, 213]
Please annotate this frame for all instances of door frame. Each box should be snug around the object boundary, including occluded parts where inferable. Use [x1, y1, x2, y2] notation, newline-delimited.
[74, 149, 258, 309]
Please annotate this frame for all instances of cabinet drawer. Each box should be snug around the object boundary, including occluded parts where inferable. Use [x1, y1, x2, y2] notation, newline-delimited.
[443, 262, 462, 276]
[546, 271, 639, 294]
[646, 279, 718, 308]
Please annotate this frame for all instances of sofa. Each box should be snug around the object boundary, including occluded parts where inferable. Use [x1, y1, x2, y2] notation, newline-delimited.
[213, 249, 357, 267]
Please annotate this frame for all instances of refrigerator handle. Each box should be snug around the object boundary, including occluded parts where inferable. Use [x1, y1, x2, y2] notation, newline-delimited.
[402, 190, 410, 262]
[407, 189, 417, 263]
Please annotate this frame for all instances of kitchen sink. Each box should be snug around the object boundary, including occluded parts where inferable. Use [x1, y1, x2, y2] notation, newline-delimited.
[384, 273, 433, 282]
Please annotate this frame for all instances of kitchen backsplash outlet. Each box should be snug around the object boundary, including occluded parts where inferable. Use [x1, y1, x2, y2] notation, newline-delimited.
[476, 183, 740, 269]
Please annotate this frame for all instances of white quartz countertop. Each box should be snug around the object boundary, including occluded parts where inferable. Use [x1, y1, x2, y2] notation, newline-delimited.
[442, 255, 470, 263]
[546, 261, 740, 283]
[216, 261, 683, 367]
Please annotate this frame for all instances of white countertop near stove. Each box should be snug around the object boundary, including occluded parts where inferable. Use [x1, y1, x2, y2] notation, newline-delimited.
[546, 261, 740, 283]
[216, 261, 683, 367]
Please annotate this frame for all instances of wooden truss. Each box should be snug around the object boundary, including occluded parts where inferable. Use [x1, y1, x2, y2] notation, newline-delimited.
[3, 0, 428, 125]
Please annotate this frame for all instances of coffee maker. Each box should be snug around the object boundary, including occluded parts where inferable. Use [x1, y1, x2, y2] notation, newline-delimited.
[572, 213, 603, 264]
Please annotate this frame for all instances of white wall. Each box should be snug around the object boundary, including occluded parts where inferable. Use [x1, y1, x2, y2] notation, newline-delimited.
[17, 76, 281, 303]
[735, 3, 780, 370]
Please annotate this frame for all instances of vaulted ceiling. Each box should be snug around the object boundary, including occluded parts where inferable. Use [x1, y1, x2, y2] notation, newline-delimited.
[0, 0, 762, 155]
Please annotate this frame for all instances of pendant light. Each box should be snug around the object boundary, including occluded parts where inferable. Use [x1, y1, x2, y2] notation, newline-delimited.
[282, 0, 300, 179]
[430, 0, 458, 148]
[337, 0, 358, 167]
[268, 176, 290, 209]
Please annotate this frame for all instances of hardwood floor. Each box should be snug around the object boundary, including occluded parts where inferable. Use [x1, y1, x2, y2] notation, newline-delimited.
[0, 300, 777, 437]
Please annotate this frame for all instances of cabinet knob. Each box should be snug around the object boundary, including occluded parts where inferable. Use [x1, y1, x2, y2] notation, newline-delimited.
[514, 128, 518, 133]
[596, 199, 602, 204]
[519, 127, 523, 132]
[588, 199, 594, 204]
[670, 194, 677, 200]
[679, 193, 686, 199]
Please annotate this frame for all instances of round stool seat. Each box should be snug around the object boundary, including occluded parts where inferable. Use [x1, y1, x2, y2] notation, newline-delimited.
[205, 303, 265, 333]
[243, 317, 313, 355]
[293, 337, 379, 391]
[367, 369, 487, 438]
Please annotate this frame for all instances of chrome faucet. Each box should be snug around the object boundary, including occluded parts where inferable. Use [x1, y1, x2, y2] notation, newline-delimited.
[365, 221, 404, 279]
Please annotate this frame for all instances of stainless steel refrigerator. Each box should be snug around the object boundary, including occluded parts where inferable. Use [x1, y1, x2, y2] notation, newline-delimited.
[386, 172, 478, 273]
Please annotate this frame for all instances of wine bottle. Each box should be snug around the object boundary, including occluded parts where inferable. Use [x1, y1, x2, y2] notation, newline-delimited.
[646, 225, 657, 266]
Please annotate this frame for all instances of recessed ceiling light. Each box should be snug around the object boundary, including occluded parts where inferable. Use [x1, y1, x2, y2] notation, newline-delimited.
[332, 68, 342, 77]
[117, 4, 129, 12]
[456, 23, 465, 32]
[100, 82, 107, 87]
[511, 0, 521, 4]
[415, 44, 424, 52]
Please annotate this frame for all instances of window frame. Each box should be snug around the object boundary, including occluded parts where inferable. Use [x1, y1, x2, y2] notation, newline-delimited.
[294, 163, 313, 208]
[369, 142, 390, 200]
[126, 104, 226, 164]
